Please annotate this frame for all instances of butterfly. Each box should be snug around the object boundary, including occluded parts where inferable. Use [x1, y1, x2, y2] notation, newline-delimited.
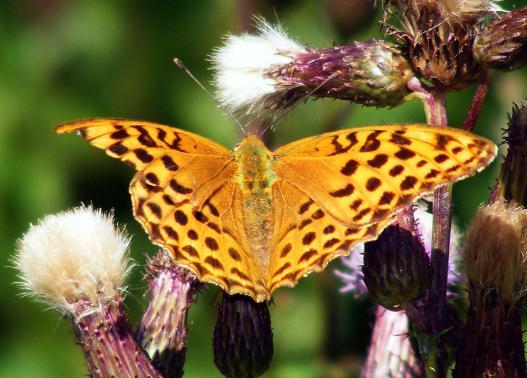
[56, 119, 496, 302]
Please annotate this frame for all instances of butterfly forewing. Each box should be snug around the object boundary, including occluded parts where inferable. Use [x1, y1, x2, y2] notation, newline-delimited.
[274, 125, 497, 227]
[56, 118, 269, 300]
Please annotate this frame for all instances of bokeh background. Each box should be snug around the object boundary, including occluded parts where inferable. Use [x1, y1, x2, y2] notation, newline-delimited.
[0, 1, 526, 377]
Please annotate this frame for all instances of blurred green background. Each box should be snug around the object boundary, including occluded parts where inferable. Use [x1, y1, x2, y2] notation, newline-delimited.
[0, 1, 525, 377]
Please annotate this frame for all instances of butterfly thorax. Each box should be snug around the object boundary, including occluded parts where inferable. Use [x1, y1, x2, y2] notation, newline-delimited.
[234, 135, 277, 274]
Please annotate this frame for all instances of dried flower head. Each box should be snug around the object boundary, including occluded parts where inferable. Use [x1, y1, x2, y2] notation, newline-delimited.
[463, 200, 527, 304]
[13, 206, 161, 377]
[212, 19, 307, 114]
[14, 205, 132, 316]
[384, 0, 502, 90]
[474, 5, 527, 72]
[212, 19, 413, 116]
[455, 199, 527, 377]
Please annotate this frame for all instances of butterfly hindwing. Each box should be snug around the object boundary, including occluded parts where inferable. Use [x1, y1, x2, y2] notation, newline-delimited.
[269, 178, 395, 292]
[132, 173, 269, 301]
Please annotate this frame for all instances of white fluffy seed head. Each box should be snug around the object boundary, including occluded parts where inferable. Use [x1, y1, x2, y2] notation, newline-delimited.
[13, 205, 133, 316]
[211, 19, 307, 114]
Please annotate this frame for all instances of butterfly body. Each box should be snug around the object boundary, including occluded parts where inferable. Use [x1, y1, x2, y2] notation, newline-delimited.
[234, 135, 276, 275]
[56, 118, 497, 302]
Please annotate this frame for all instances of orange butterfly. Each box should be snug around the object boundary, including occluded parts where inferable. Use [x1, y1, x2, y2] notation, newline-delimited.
[56, 119, 496, 302]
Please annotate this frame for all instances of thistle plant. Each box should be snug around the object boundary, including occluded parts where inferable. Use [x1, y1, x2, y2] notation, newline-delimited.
[337, 206, 462, 376]
[212, 19, 414, 117]
[454, 200, 527, 377]
[12, 2, 527, 377]
[13, 206, 162, 378]
[453, 101, 527, 377]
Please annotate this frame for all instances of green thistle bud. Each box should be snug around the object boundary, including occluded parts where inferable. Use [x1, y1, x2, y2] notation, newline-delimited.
[362, 225, 431, 311]
[500, 100, 527, 207]
[474, 6, 527, 72]
[136, 250, 200, 378]
[268, 40, 413, 108]
[213, 293, 273, 378]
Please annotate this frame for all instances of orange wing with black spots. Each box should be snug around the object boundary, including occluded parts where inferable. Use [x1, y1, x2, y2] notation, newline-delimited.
[273, 125, 496, 226]
[268, 178, 395, 292]
[56, 119, 497, 302]
[56, 118, 269, 301]
[268, 125, 496, 290]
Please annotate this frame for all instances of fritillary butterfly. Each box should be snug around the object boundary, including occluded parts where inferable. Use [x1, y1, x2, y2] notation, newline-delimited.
[56, 119, 496, 302]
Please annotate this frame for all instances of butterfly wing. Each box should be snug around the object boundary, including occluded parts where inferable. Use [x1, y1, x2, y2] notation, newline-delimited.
[269, 178, 395, 293]
[274, 124, 497, 226]
[268, 124, 496, 292]
[56, 118, 269, 300]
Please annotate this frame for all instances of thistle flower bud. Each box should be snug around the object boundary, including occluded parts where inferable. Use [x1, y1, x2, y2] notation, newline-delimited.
[384, 0, 502, 90]
[13, 206, 162, 378]
[454, 201, 527, 377]
[500, 100, 527, 207]
[213, 293, 273, 378]
[362, 225, 431, 311]
[212, 20, 413, 115]
[474, 6, 527, 71]
[337, 206, 460, 297]
[136, 250, 200, 378]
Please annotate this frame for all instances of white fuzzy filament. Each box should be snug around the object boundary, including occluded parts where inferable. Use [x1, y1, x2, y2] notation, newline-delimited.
[14, 205, 132, 316]
[211, 19, 307, 113]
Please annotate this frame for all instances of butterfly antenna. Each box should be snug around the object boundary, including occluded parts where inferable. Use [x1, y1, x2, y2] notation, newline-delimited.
[258, 72, 340, 137]
[173, 58, 246, 133]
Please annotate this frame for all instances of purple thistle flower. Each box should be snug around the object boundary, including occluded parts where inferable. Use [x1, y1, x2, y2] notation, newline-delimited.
[137, 249, 201, 378]
[361, 306, 424, 377]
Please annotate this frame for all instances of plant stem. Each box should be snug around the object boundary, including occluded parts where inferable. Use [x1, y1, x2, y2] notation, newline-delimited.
[463, 74, 490, 132]
[74, 301, 163, 378]
[408, 78, 451, 378]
